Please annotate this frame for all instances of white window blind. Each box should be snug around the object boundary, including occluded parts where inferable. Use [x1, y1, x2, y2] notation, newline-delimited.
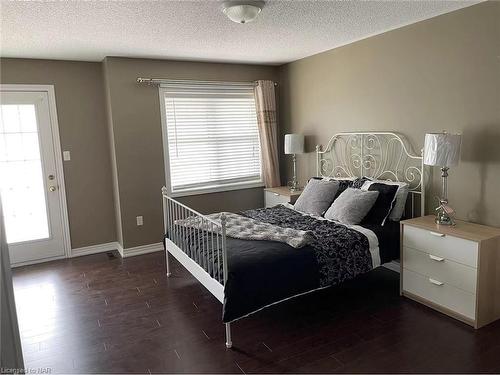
[161, 81, 262, 195]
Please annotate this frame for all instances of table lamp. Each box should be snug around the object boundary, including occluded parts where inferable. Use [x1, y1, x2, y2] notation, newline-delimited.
[424, 132, 462, 225]
[284, 134, 304, 192]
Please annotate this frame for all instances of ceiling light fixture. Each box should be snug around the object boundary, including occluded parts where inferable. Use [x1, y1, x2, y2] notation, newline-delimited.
[222, 1, 264, 24]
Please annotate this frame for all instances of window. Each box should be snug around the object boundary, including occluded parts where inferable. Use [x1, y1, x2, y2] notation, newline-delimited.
[160, 81, 262, 196]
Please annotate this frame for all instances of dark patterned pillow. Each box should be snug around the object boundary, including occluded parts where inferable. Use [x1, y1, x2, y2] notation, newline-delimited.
[333, 179, 354, 200]
[361, 182, 399, 225]
[352, 177, 371, 189]
[311, 176, 368, 201]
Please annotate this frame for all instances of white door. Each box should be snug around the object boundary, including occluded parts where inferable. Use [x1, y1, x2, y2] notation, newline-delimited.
[0, 89, 67, 265]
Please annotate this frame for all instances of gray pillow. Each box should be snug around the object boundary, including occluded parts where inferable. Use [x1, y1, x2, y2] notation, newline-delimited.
[324, 188, 379, 225]
[293, 179, 340, 216]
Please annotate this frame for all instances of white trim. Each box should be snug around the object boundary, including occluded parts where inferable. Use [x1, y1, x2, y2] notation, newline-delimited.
[0, 84, 72, 259]
[71, 242, 118, 258]
[116, 242, 124, 257]
[11, 240, 164, 264]
[166, 238, 224, 303]
[119, 242, 163, 258]
[171, 181, 264, 198]
[10, 255, 66, 268]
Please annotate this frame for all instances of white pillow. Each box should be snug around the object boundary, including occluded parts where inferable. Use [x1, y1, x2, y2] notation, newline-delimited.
[361, 179, 409, 221]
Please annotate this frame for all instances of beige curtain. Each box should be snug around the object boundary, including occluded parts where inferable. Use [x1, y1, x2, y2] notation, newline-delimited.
[254, 80, 281, 188]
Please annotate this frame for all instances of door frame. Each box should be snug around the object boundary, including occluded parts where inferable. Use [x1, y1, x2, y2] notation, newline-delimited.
[0, 84, 72, 265]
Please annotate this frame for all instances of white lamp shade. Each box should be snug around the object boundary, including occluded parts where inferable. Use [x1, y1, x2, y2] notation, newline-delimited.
[284, 134, 304, 154]
[424, 132, 461, 167]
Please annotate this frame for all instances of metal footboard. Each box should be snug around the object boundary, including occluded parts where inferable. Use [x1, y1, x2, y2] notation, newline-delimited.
[161, 187, 232, 348]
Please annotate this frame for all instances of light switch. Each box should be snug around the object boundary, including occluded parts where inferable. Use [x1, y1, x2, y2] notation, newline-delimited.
[63, 151, 71, 161]
[136, 216, 143, 226]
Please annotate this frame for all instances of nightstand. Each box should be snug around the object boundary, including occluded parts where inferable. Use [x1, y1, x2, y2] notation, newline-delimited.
[401, 215, 500, 328]
[264, 186, 301, 208]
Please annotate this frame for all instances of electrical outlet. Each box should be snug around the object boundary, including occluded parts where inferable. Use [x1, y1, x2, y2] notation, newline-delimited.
[63, 151, 71, 161]
[136, 216, 143, 226]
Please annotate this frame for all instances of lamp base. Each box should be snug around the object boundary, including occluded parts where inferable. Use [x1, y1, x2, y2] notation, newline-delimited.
[435, 210, 455, 226]
[434, 199, 456, 226]
[287, 180, 301, 192]
[288, 153, 301, 192]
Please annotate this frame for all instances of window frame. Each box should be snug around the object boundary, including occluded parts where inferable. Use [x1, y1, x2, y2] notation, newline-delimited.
[158, 84, 264, 198]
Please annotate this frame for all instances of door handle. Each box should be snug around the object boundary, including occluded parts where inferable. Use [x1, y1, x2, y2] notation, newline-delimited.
[429, 231, 445, 238]
[49, 186, 57, 192]
[429, 278, 444, 286]
[429, 254, 445, 262]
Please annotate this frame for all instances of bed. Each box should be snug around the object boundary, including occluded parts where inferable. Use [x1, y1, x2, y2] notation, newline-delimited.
[161, 132, 425, 348]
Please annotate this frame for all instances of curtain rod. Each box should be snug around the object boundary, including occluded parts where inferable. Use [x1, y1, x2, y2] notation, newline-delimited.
[136, 78, 278, 86]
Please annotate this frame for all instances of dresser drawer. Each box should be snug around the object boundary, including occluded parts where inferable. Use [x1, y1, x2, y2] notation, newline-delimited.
[403, 268, 476, 319]
[264, 191, 290, 208]
[403, 225, 478, 267]
[403, 247, 477, 294]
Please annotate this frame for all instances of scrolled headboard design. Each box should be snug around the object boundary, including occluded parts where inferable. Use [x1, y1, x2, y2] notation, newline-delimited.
[316, 132, 425, 217]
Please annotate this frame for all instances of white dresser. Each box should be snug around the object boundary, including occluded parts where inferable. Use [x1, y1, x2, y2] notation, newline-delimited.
[264, 186, 301, 208]
[401, 215, 500, 328]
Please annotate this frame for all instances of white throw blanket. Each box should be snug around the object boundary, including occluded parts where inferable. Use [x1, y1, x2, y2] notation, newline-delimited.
[175, 212, 313, 249]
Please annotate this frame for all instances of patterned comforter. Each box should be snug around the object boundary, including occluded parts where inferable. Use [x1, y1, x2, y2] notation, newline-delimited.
[241, 205, 372, 287]
[168, 205, 374, 322]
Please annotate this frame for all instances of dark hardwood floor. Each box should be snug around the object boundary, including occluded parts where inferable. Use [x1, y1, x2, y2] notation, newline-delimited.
[12, 251, 500, 374]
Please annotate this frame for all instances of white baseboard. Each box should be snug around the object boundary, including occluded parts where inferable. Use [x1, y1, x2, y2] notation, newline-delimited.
[73, 241, 162, 259]
[118, 242, 164, 258]
[16, 241, 162, 266]
[383, 260, 400, 273]
[71, 242, 119, 258]
[11, 255, 67, 268]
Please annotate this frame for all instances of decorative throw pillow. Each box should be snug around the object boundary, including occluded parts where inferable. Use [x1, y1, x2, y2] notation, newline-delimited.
[323, 176, 368, 199]
[324, 188, 379, 225]
[321, 177, 355, 200]
[361, 179, 410, 221]
[389, 183, 409, 221]
[351, 176, 371, 189]
[360, 182, 399, 225]
[293, 178, 340, 216]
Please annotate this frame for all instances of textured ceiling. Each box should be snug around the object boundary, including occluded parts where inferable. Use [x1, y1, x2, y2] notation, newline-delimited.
[0, 0, 481, 65]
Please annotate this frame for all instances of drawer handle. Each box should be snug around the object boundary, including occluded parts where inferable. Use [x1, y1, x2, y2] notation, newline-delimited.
[429, 231, 445, 238]
[429, 278, 444, 286]
[273, 193, 280, 196]
[429, 254, 445, 262]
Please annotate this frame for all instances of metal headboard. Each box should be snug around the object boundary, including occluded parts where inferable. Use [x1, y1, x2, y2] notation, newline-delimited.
[316, 132, 425, 218]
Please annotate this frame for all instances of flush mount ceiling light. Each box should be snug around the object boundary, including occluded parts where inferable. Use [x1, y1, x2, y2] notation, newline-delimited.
[222, 1, 265, 24]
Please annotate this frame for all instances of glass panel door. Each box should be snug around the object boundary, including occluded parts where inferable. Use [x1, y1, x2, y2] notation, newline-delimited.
[0, 104, 50, 243]
[0, 89, 66, 265]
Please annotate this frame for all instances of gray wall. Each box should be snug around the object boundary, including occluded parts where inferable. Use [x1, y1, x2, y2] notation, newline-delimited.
[103, 57, 279, 248]
[0, 57, 279, 250]
[279, 1, 500, 227]
[2, 1, 498, 252]
[0, 59, 117, 248]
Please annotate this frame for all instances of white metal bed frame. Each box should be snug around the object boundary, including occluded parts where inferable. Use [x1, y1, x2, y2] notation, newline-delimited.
[162, 131, 425, 349]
